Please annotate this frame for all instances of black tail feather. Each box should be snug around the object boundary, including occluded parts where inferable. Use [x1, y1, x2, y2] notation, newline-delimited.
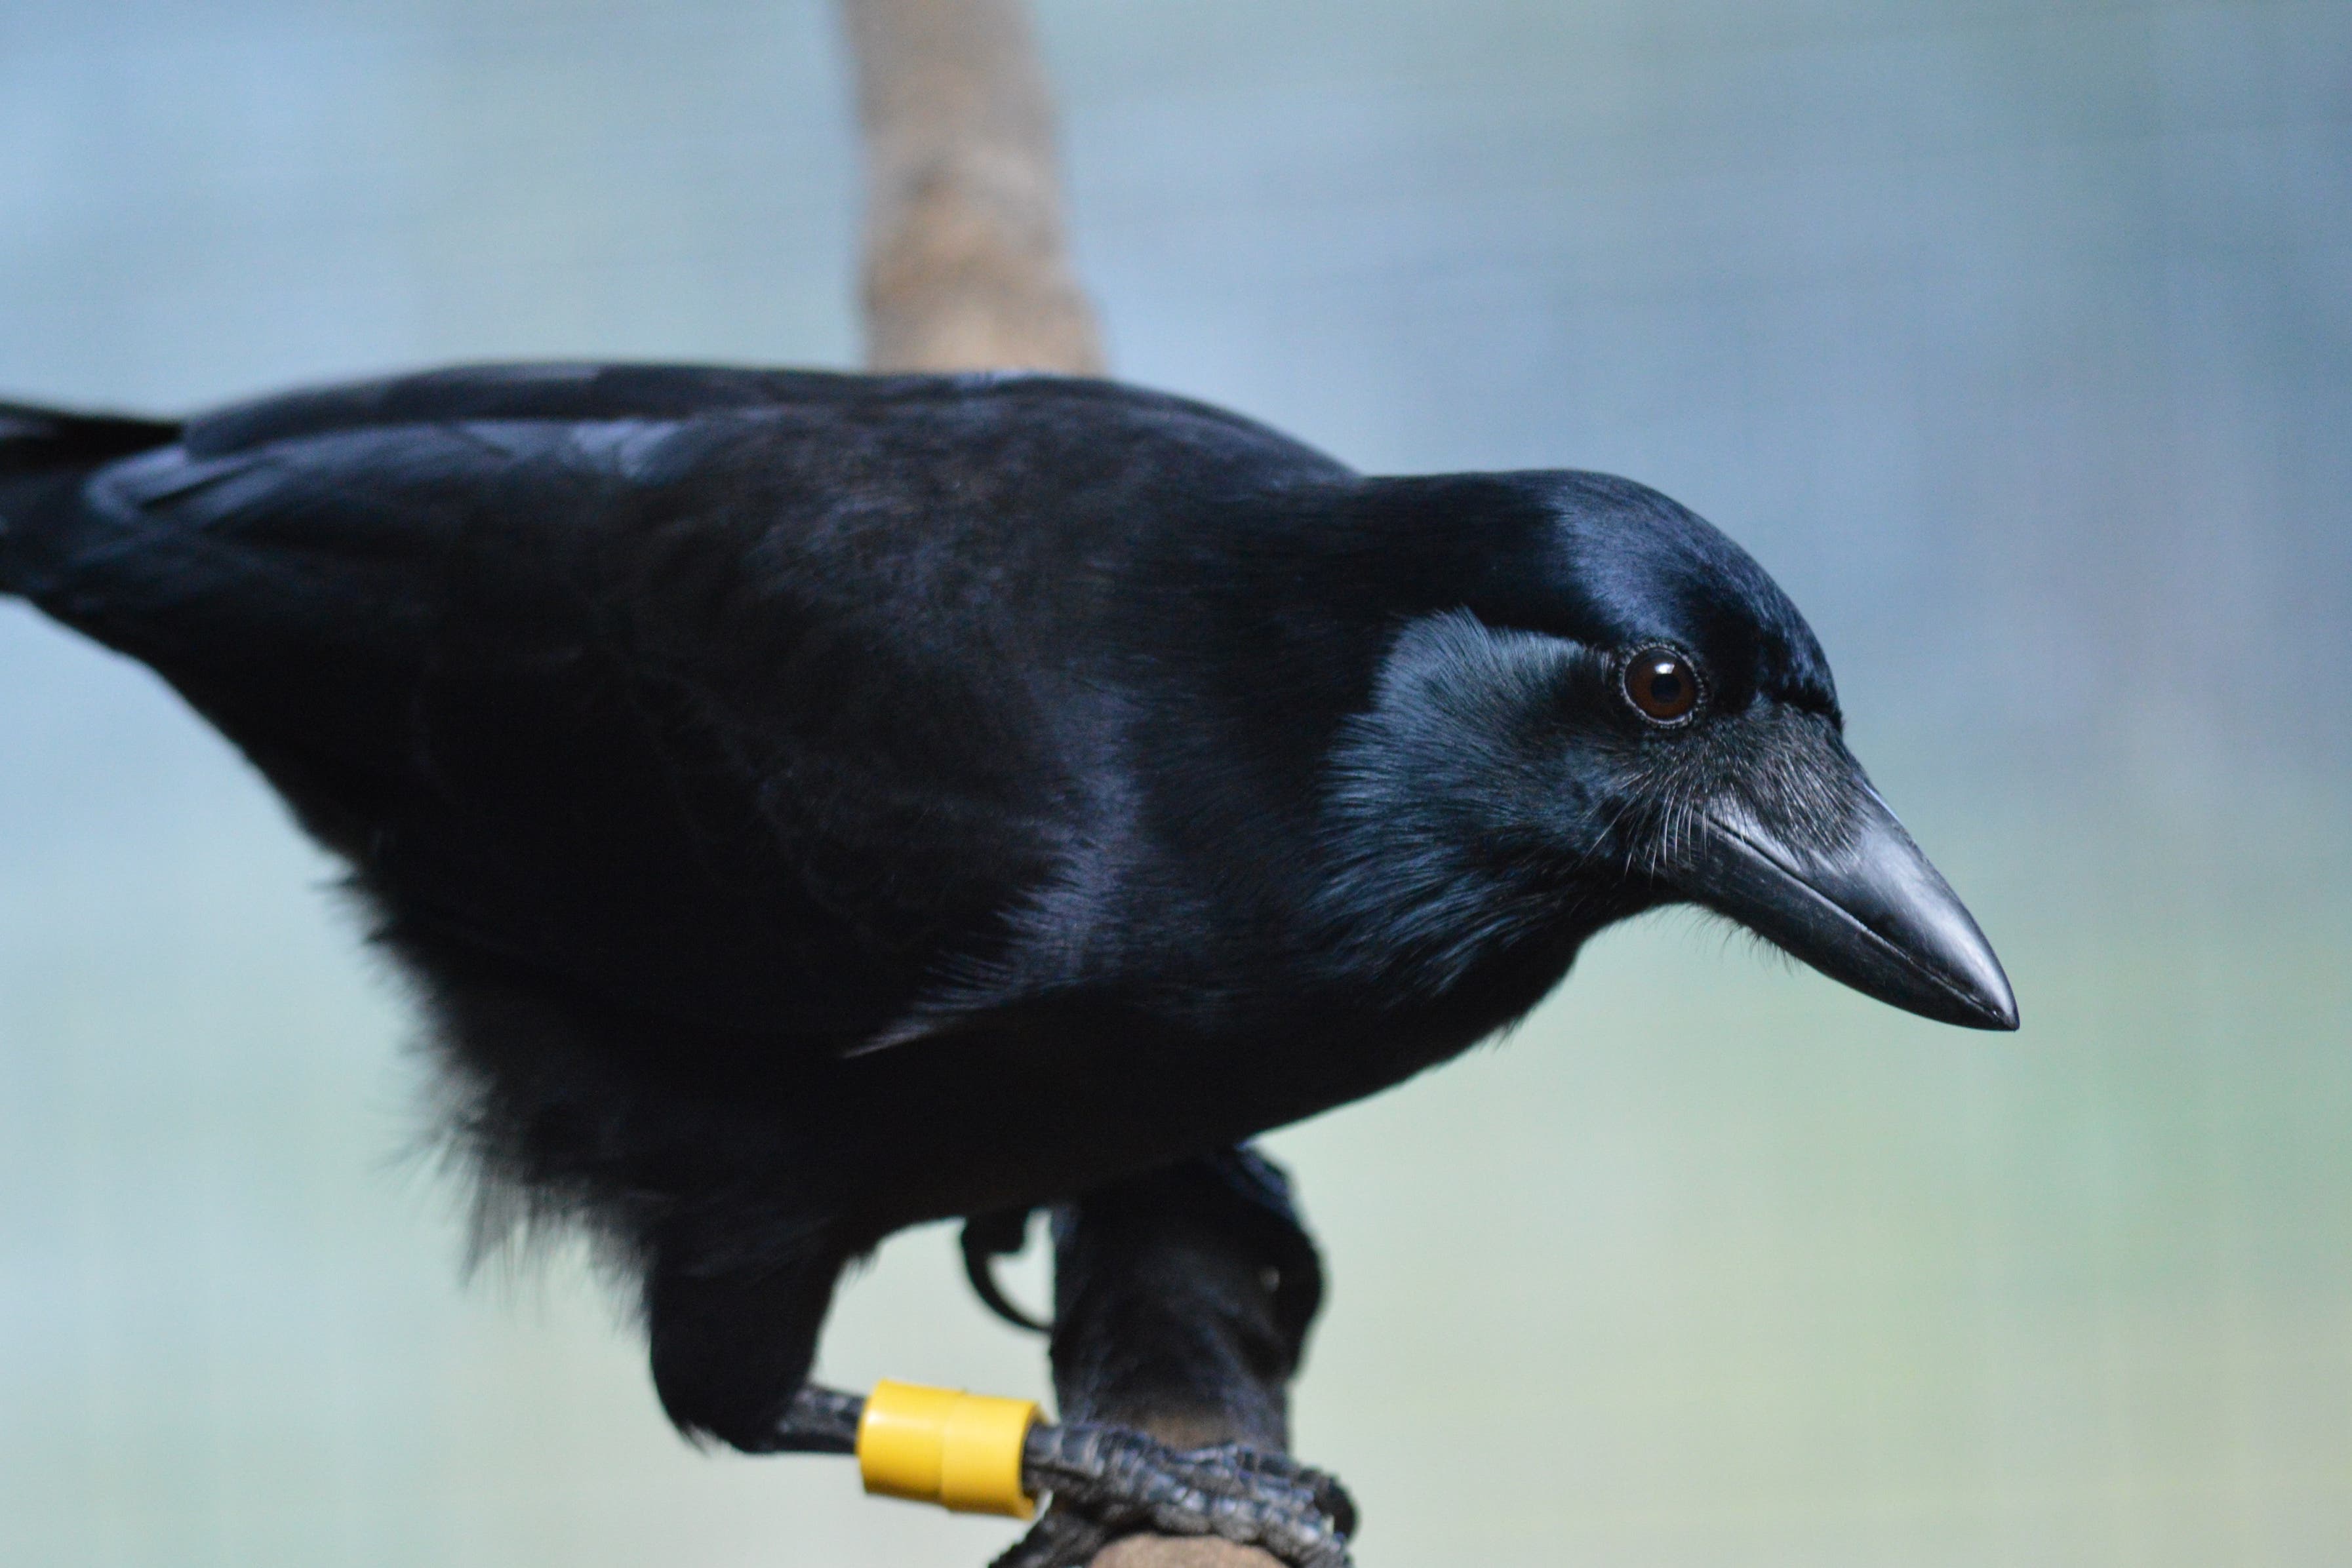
[0, 401, 180, 595]
[0, 402, 179, 473]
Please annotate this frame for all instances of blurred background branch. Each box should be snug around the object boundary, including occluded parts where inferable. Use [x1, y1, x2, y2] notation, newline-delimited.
[843, 0, 1102, 374]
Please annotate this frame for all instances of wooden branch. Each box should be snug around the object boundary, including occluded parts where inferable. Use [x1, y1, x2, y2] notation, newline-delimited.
[841, 0, 1104, 374]
[1090, 1537, 1281, 1568]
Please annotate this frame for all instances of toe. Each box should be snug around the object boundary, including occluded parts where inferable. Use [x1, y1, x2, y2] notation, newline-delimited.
[1025, 1425, 1353, 1568]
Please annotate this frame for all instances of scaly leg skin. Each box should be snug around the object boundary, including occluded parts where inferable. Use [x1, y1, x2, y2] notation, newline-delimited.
[1010, 1422, 1355, 1568]
[991, 1148, 1357, 1568]
[770, 1383, 866, 1453]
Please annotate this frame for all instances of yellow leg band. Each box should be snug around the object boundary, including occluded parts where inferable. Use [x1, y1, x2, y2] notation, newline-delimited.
[856, 1379, 1040, 1519]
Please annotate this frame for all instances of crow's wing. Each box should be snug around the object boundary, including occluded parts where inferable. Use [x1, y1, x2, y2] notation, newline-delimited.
[23, 364, 1346, 1042]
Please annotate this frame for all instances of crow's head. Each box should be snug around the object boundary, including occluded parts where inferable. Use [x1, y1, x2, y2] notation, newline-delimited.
[1323, 471, 2016, 1032]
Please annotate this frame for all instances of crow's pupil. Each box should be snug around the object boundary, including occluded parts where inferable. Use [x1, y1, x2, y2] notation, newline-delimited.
[1627, 650, 1698, 721]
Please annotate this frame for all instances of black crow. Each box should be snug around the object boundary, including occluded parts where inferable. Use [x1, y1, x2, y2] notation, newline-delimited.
[0, 364, 2014, 1562]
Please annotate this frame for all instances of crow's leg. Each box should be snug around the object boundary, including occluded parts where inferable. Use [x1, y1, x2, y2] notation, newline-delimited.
[993, 1148, 1356, 1568]
[645, 1206, 867, 1453]
[411, 947, 877, 1457]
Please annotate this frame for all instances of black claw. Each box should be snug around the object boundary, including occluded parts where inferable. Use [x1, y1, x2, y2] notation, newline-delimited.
[1307, 1473, 1358, 1540]
[963, 1207, 1054, 1335]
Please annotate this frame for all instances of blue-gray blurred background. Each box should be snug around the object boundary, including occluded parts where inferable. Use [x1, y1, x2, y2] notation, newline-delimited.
[1, 2, 2345, 1564]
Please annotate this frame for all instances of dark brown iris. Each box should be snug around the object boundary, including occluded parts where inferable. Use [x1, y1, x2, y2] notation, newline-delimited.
[1624, 646, 1700, 723]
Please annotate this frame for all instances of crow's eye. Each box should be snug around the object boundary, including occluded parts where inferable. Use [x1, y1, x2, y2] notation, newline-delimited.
[1624, 646, 1702, 724]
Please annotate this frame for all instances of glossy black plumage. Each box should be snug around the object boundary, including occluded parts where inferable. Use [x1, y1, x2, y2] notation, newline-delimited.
[0, 363, 2013, 1453]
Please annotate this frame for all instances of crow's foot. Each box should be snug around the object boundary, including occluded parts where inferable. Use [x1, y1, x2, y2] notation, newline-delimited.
[992, 1421, 1356, 1568]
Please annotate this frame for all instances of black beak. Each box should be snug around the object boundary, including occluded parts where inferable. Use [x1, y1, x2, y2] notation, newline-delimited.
[1688, 779, 2020, 1032]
